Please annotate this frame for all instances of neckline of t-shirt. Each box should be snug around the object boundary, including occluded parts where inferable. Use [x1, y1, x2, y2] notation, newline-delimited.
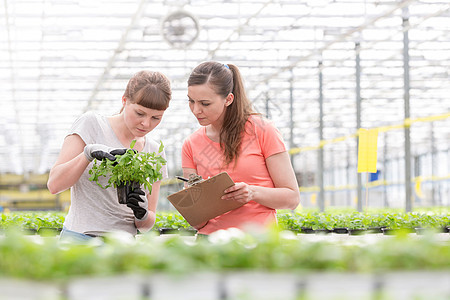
[103, 114, 147, 151]
[202, 126, 220, 145]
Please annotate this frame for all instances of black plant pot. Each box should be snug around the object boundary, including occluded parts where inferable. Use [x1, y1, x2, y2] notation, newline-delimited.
[348, 228, 367, 235]
[116, 181, 140, 204]
[300, 227, 315, 234]
[333, 227, 349, 234]
[21, 228, 38, 235]
[287, 227, 301, 233]
[159, 228, 179, 235]
[367, 227, 384, 234]
[382, 228, 396, 235]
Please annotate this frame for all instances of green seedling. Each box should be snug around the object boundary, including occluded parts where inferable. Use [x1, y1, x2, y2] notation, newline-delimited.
[88, 140, 166, 195]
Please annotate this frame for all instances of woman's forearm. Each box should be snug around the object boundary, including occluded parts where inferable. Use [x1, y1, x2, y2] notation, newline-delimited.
[47, 152, 89, 194]
[135, 210, 156, 233]
[250, 185, 300, 210]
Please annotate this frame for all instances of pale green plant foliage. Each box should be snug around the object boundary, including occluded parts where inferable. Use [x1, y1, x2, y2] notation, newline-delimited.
[88, 140, 166, 194]
[0, 212, 65, 231]
[277, 210, 449, 231]
[0, 226, 449, 280]
[2, 209, 448, 233]
[155, 212, 191, 229]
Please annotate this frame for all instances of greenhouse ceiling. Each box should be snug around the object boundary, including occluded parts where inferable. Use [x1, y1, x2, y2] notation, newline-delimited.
[1, 0, 449, 176]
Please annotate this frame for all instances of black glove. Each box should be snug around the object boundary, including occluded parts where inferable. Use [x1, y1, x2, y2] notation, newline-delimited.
[126, 186, 148, 220]
[84, 144, 127, 162]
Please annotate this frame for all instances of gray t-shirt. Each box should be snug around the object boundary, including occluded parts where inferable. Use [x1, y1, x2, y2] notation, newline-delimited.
[63, 111, 168, 236]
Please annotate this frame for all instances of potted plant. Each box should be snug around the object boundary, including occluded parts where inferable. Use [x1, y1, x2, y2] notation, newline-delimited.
[298, 213, 316, 234]
[314, 214, 333, 234]
[363, 213, 385, 233]
[277, 213, 302, 233]
[88, 140, 166, 204]
[347, 215, 367, 235]
[331, 214, 349, 234]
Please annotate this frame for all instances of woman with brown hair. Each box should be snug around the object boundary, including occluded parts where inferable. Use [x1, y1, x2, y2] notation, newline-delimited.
[182, 61, 300, 235]
[47, 70, 172, 241]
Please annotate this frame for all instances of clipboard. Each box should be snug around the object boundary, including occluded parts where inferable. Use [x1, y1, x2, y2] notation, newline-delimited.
[167, 172, 243, 227]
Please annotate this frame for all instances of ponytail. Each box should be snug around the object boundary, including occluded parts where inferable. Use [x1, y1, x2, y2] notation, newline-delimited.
[220, 64, 254, 165]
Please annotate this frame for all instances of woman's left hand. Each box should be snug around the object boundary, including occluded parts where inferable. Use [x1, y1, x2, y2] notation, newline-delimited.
[221, 182, 254, 204]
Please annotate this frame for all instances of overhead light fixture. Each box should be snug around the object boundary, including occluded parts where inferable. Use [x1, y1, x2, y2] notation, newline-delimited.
[160, 10, 200, 49]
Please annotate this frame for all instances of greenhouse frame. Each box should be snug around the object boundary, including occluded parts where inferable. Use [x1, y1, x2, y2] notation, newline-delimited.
[0, 0, 449, 299]
[1, 0, 449, 211]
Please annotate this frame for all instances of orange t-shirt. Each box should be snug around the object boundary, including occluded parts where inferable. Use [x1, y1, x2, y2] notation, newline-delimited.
[181, 115, 287, 234]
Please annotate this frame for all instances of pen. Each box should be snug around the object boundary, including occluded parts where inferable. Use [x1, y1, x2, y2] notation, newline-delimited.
[176, 176, 189, 182]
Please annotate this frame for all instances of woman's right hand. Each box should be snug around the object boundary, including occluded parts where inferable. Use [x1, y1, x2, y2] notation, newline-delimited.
[48, 136, 127, 194]
[83, 144, 127, 162]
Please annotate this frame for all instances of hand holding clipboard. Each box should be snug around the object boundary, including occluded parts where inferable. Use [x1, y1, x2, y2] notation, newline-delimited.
[168, 172, 243, 227]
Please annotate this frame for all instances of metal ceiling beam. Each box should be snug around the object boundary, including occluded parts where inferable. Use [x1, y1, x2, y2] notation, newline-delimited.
[83, 0, 148, 112]
[206, 0, 274, 59]
[403, 7, 413, 212]
[1, 0, 449, 185]
[248, 0, 417, 91]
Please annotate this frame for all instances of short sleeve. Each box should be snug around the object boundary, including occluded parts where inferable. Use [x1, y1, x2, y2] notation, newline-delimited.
[181, 137, 196, 169]
[253, 116, 286, 159]
[68, 111, 98, 145]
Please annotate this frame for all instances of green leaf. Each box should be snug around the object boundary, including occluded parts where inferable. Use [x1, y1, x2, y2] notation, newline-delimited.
[88, 140, 166, 192]
[130, 139, 137, 149]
